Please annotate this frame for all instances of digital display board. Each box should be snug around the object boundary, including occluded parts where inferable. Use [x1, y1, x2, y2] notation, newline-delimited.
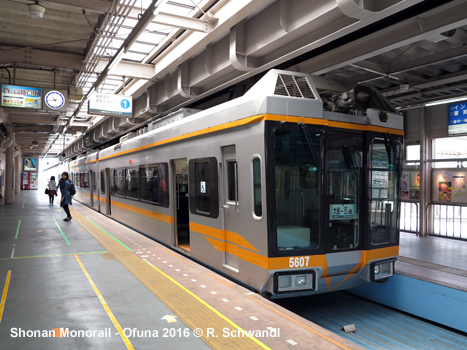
[448, 101, 467, 135]
[1, 84, 42, 109]
[88, 93, 132, 117]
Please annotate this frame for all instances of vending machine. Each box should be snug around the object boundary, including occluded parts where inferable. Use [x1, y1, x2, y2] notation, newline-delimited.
[22, 172, 30, 190]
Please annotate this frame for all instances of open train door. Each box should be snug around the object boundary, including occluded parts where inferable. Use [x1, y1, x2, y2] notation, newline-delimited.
[172, 158, 190, 251]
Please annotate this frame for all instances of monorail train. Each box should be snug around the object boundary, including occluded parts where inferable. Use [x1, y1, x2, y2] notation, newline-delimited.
[66, 70, 403, 298]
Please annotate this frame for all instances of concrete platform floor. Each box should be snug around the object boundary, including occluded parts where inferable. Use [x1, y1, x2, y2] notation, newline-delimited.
[0, 190, 359, 350]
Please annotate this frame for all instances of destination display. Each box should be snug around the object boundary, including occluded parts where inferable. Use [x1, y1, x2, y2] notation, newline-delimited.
[88, 93, 132, 117]
[1, 84, 42, 109]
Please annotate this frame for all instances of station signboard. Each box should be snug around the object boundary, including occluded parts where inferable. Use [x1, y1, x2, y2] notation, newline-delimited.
[1, 84, 42, 109]
[448, 101, 467, 135]
[88, 93, 132, 117]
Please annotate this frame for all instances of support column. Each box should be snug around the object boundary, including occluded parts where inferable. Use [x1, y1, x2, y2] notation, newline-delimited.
[419, 107, 427, 237]
[15, 149, 21, 194]
[5, 133, 15, 204]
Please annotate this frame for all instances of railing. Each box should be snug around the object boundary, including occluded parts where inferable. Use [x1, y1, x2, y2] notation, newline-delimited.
[429, 203, 467, 240]
[400, 202, 419, 234]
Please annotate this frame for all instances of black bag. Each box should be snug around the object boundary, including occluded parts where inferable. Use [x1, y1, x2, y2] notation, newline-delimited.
[68, 183, 76, 196]
[45, 188, 50, 195]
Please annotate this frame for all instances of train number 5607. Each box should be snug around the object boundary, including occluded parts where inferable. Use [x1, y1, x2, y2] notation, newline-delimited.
[289, 257, 309, 268]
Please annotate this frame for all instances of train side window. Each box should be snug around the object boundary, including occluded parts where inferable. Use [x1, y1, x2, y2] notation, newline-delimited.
[80, 172, 84, 188]
[83, 172, 89, 188]
[100, 171, 105, 194]
[126, 168, 139, 200]
[189, 157, 219, 218]
[140, 163, 169, 207]
[112, 169, 125, 197]
[252, 157, 263, 219]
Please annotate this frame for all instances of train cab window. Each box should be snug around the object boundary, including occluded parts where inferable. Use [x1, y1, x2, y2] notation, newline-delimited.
[140, 163, 169, 207]
[112, 169, 125, 197]
[189, 157, 219, 218]
[100, 171, 105, 194]
[126, 168, 139, 199]
[252, 157, 262, 218]
[370, 138, 400, 245]
[327, 131, 362, 250]
[274, 129, 321, 251]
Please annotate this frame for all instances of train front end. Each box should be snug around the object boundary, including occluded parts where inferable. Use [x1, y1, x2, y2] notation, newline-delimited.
[263, 79, 403, 298]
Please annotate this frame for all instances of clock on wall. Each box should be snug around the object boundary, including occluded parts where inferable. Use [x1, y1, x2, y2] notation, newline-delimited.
[44, 90, 65, 109]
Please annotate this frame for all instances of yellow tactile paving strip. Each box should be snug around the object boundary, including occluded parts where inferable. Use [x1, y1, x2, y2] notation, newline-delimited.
[70, 208, 268, 350]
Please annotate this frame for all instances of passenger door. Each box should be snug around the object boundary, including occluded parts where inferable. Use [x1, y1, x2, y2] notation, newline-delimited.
[221, 145, 240, 271]
[172, 158, 190, 251]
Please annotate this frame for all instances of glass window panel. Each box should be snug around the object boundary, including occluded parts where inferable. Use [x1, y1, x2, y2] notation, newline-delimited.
[327, 131, 362, 250]
[252, 158, 262, 217]
[227, 161, 237, 202]
[370, 138, 400, 245]
[195, 160, 210, 214]
[274, 128, 321, 251]
[126, 168, 139, 199]
[141, 166, 159, 203]
[113, 169, 125, 197]
[100, 171, 105, 195]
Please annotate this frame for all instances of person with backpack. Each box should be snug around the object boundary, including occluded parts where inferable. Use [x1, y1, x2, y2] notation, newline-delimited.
[59, 171, 73, 221]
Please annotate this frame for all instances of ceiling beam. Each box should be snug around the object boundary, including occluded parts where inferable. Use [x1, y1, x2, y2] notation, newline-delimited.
[0, 46, 84, 70]
[40, 0, 112, 14]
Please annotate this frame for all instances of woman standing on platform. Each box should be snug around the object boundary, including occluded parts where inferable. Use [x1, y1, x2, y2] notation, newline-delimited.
[48, 176, 57, 204]
[59, 172, 72, 221]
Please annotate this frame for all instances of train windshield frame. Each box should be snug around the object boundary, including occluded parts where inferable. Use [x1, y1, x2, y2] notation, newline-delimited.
[271, 125, 323, 252]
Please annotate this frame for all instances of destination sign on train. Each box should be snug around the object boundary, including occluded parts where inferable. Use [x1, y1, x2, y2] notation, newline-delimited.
[88, 93, 132, 118]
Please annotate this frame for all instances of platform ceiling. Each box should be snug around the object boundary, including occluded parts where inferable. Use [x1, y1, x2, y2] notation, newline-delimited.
[0, 0, 466, 158]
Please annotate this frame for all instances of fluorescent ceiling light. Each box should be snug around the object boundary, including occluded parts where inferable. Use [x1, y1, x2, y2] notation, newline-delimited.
[425, 96, 467, 107]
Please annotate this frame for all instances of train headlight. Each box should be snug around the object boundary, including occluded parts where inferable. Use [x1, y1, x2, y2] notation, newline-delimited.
[371, 259, 396, 281]
[295, 275, 306, 286]
[274, 271, 315, 293]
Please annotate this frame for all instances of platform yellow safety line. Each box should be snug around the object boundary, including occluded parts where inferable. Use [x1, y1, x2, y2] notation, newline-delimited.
[70, 207, 269, 350]
[0, 270, 12, 325]
[74, 255, 134, 350]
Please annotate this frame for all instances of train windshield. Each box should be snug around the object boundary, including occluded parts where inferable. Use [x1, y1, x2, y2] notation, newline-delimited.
[370, 137, 401, 244]
[327, 131, 362, 250]
[274, 128, 321, 251]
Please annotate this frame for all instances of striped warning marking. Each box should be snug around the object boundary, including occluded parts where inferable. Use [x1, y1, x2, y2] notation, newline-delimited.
[70, 207, 270, 350]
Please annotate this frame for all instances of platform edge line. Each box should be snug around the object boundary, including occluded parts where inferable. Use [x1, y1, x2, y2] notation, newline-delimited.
[74, 255, 134, 350]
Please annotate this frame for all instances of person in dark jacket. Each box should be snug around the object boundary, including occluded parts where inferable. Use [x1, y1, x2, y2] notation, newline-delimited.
[59, 171, 72, 221]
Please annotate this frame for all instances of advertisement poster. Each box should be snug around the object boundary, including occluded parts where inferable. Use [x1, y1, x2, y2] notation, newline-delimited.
[439, 181, 452, 202]
[401, 172, 409, 199]
[23, 158, 37, 172]
[409, 171, 420, 200]
[452, 175, 466, 202]
[1, 84, 42, 109]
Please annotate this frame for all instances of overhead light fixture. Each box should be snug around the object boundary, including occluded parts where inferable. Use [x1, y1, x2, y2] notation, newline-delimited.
[425, 96, 467, 107]
[399, 83, 409, 92]
[29, 1, 45, 20]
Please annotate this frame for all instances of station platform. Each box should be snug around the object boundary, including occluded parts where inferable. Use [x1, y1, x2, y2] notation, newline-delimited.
[0, 190, 359, 350]
[350, 231, 467, 334]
